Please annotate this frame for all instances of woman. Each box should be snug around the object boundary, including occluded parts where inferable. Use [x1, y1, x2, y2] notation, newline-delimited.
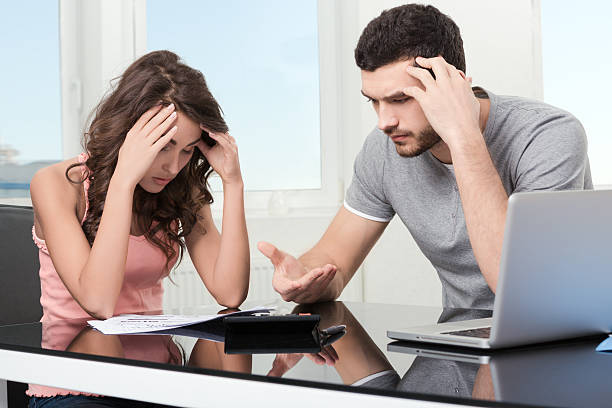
[27, 50, 250, 404]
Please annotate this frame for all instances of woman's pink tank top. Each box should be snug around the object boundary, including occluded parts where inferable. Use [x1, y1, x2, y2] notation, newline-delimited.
[32, 153, 176, 322]
[28, 153, 178, 397]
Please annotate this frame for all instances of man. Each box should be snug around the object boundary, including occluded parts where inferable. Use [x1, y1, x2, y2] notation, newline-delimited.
[258, 4, 591, 309]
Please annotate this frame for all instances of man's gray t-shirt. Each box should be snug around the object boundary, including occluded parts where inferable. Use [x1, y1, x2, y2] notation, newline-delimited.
[344, 89, 592, 309]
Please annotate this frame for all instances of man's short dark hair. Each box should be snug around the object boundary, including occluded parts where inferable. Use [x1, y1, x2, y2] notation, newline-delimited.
[355, 4, 466, 72]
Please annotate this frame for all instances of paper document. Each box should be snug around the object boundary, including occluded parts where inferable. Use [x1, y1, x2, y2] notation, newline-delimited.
[88, 306, 272, 335]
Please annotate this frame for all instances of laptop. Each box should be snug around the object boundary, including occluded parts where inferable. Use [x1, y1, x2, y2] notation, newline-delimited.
[387, 189, 612, 349]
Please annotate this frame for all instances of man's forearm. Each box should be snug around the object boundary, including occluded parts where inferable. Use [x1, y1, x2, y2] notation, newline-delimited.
[452, 134, 508, 292]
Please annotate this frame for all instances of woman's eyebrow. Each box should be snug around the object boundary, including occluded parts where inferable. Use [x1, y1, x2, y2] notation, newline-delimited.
[168, 137, 201, 147]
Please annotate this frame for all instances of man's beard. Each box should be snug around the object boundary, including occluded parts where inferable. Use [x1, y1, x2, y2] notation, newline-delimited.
[387, 125, 441, 158]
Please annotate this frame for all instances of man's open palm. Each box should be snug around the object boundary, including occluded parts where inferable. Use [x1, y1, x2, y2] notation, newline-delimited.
[257, 241, 337, 303]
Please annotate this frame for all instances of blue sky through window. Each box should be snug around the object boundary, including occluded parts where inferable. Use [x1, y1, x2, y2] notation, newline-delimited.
[541, 0, 612, 185]
[0, 1, 61, 165]
[147, 0, 321, 191]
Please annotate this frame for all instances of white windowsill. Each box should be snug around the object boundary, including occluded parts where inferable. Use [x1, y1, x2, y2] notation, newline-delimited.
[0, 196, 340, 221]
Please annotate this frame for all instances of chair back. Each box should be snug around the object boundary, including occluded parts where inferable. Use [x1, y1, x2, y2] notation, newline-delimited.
[0, 204, 42, 325]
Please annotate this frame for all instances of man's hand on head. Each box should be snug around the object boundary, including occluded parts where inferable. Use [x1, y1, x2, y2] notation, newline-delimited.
[403, 56, 482, 151]
[257, 241, 337, 304]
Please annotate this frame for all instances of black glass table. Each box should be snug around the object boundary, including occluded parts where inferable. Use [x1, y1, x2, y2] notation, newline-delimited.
[0, 301, 609, 407]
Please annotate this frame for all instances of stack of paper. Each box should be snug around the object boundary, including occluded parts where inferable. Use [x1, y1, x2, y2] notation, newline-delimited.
[88, 307, 272, 335]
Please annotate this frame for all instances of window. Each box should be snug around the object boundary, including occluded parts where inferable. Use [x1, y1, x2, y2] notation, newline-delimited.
[0, 2, 61, 199]
[146, 0, 324, 193]
[541, 0, 612, 186]
[57, 0, 341, 210]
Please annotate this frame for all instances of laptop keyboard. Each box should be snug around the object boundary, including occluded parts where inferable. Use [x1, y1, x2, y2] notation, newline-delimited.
[441, 327, 491, 338]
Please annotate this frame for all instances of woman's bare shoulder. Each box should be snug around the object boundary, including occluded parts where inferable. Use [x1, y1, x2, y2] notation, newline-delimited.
[30, 157, 85, 210]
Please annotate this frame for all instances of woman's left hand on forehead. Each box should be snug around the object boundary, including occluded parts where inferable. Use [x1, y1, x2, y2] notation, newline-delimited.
[197, 125, 243, 186]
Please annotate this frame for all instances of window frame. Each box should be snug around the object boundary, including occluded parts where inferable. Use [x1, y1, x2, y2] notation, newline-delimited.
[59, 0, 343, 214]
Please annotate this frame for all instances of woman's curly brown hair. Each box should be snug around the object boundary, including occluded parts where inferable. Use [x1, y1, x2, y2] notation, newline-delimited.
[66, 50, 228, 271]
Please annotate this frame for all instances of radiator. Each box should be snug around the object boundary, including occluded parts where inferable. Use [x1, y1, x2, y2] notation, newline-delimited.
[162, 256, 363, 310]
[162, 256, 280, 310]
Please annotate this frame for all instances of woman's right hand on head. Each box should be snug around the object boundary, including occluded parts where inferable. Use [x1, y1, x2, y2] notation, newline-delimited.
[196, 126, 243, 186]
[114, 103, 178, 189]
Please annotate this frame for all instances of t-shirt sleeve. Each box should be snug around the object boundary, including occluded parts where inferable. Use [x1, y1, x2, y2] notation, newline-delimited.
[344, 130, 395, 222]
[514, 113, 592, 192]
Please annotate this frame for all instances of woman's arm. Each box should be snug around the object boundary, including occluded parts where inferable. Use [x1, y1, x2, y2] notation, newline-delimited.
[186, 129, 249, 308]
[31, 163, 134, 320]
[66, 327, 125, 358]
[31, 104, 178, 319]
[188, 338, 252, 373]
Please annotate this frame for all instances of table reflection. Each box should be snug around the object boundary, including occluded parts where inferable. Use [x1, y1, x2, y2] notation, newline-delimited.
[30, 310, 253, 401]
[12, 302, 612, 408]
[38, 312, 255, 371]
[394, 308, 493, 400]
[268, 301, 393, 383]
[275, 302, 497, 402]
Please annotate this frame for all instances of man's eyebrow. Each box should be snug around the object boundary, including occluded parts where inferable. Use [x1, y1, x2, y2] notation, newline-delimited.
[384, 90, 408, 99]
[361, 89, 408, 101]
